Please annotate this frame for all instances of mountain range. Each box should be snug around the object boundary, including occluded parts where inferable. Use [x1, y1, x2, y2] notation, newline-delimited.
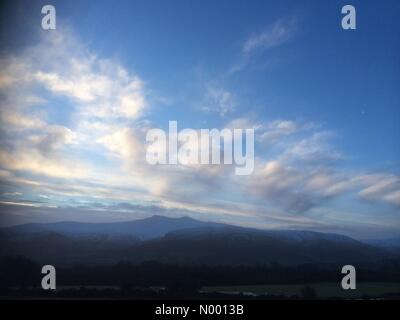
[1, 215, 398, 267]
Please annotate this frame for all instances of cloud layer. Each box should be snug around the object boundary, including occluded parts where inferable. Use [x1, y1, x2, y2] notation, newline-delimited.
[0, 26, 399, 238]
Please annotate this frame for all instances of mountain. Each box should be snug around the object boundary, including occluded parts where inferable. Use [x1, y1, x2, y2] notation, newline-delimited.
[125, 226, 389, 266]
[4, 215, 224, 240]
[0, 215, 397, 267]
[362, 237, 400, 249]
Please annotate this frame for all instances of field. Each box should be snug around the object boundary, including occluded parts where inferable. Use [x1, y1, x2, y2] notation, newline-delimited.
[202, 282, 400, 298]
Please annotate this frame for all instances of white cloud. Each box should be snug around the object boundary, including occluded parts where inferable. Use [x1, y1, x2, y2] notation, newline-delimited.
[230, 18, 297, 74]
[97, 127, 144, 162]
[383, 190, 400, 206]
[243, 19, 296, 54]
[2, 192, 22, 197]
[355, 174, 400, 207]
[1, 110, 46, 129]
[0, 28, 148, 183]
[282, 131, 342, 163]
[34, 57, 146, 120]
[202, 86, 235, 116]
[259, 120, 299, 144]
[0, 148, 88, 179]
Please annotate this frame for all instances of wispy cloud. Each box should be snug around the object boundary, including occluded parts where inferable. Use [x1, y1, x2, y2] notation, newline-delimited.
[2, 192, 22, 197]
[355, 174, 400, 207]
[0, 25, 398, 237]
[242, 19, 296, 54]
[230, 18, 297, 74]
[201, 86, 236, 116]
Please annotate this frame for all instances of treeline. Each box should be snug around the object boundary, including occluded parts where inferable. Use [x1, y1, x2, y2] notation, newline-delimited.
[1, 256, 400, 289]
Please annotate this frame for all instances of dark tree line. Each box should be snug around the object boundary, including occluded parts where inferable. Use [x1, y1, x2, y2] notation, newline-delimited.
[1, 255, 400, 289]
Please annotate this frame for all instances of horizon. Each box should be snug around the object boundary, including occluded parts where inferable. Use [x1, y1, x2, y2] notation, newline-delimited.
[2, 213, 399, 241]
[0, 0, 399, 239]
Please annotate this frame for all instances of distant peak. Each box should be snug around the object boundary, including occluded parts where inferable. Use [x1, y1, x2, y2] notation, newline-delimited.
[149, 215, 166, 219]
[148, 215, 196, 221]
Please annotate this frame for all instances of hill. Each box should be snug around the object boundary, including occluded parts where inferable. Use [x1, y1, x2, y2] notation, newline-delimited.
[1, 215, 397, 267]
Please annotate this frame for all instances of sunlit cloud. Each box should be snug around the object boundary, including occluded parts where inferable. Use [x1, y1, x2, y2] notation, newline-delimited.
[0, 23, 398, 238]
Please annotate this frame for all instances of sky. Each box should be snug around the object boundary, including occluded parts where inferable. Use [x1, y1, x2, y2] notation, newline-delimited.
[0, 0, 399, 238]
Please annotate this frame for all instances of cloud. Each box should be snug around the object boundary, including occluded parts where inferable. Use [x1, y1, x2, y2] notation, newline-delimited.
[0, 148, 88, 179]
[31, 37, 147, 120]
[2, 192, 22, 197]
[0, 27, 148, 182]
[224, 118, 399, 214]
[243, 160, 351, 214]
[0, 27, 148, 128]
[242, 19, 296, 54]
[202, 86, 236, 116]
[226, 117, 315, 147]
[282, 131, 342, 164]
[259, 120, 300, 145]
[32, 125, 76, 156]
[230, 18, 297, 74]
[1, 110, 46, 130]
[355, 174, 400, 207]
[97, 127, 146, 164]
[0, 26, 398, 237]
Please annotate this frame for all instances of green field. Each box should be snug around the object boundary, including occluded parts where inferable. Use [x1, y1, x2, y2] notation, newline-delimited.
[202, 282, 400, 298]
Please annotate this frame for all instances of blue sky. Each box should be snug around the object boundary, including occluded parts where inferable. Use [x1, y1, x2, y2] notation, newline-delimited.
[0, 0, 399, 238]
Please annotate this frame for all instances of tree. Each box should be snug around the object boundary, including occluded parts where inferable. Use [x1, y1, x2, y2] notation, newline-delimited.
[301, 286, 317, 299]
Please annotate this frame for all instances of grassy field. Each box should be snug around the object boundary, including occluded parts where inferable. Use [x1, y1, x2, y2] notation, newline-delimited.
[202, 282, 400, 298]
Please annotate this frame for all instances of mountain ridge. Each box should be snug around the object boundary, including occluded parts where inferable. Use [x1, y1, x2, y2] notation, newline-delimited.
[1, 214, 363, 243]
[1, 215, 398, 267]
